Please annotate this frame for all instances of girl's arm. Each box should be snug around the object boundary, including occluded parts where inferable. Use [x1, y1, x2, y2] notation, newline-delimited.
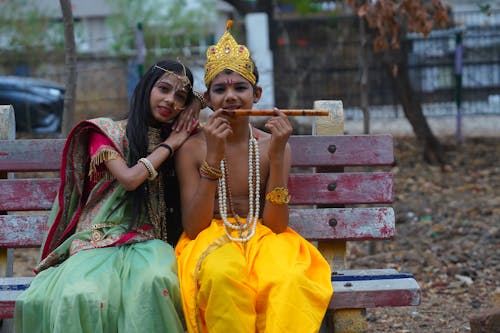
[104, 125, 192, 191]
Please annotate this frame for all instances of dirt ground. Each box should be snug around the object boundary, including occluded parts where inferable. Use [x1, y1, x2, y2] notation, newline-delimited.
[351, 136, 500, 332]
[11, 135, 500, 332]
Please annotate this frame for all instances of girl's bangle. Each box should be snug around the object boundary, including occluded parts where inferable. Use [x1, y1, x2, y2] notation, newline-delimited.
[157, 143, 174, 158]
[138, 157, 158, 180]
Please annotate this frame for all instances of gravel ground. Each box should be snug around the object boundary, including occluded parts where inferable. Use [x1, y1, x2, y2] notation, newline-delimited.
[350, 135, 500, 333]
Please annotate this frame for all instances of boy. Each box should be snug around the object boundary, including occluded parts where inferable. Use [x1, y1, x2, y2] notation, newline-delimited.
[175, 20, 333, 333]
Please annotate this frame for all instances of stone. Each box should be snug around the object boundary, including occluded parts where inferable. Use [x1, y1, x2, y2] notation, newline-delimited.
[470, 307, 500, 333]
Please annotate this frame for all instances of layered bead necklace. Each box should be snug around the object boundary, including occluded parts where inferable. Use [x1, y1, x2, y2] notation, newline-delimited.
[218, 124, 260, 242]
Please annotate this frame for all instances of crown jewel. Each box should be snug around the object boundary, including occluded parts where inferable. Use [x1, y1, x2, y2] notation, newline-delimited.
[204, 20, 256, 87]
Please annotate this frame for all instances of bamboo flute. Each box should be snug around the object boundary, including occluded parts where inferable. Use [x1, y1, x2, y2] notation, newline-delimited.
[226, 109, 330, 117]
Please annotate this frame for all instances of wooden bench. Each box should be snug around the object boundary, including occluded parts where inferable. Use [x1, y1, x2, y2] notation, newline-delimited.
[0, 101, 420, 332]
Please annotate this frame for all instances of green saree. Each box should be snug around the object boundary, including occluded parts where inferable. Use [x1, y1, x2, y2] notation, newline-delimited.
[14, 118, 185, 333]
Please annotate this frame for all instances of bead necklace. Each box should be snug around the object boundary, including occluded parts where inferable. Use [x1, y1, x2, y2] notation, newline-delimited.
[218, 124, 260, 242]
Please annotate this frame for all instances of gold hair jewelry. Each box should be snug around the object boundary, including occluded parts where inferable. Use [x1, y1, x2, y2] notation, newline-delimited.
[193, 91, 208, 109]
[265, 187, 291, 205]
[154, 64, 192, 90]
[204, 20, 256, 87]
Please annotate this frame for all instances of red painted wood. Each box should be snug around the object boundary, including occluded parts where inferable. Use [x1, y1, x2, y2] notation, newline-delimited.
[0, 207, 395, 247]
[0, 135, 393, 171]
[0, 134, 422, 316]
[0, 300, 15, 319]
[0, 172, 393, 211]
[0, 269, 421, 319]
[330, 283, 421, 309]
[0, 179, 59, 211]
[1, 287, 420, 318]
[289, 135, 394, 167]
[0, 139, 65, 171]
[288, 172, 394, 205]
[0, 215, 47, 247]
[329, 269, 421, 309]
[289, 207, 395, 241]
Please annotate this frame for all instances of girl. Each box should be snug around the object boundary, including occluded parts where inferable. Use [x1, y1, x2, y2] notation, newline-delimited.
[15, 59, 202, 332]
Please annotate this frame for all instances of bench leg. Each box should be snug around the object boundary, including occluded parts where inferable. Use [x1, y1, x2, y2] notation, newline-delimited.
[0, 319, 14, 333]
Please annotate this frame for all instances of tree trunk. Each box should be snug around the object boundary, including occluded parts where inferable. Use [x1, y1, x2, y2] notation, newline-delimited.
[59, 0, 77, 137]
[382, 48, 446, 165]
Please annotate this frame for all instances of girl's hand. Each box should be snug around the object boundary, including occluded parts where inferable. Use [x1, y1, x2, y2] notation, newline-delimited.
[165, 125, 192, 152]
[265, 108, 292, 160]
[172, 97, 202, 132]
[203, 109, 232, 164]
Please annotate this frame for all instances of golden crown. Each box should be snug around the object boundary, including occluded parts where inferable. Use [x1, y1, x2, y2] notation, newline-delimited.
[204, 20, 256, 87]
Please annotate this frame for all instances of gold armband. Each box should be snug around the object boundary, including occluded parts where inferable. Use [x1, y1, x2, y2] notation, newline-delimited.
[265, 187, 291, 205]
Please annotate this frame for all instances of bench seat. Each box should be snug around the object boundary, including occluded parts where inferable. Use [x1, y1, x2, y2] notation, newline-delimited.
[1, 269, 420, 318]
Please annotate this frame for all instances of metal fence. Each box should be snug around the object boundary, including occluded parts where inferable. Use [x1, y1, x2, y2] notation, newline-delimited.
[273, 9, 500, 119]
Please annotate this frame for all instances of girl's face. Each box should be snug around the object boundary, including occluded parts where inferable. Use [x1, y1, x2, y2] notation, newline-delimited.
[207, 71, 261, 112]
[149, 73, 190, 124]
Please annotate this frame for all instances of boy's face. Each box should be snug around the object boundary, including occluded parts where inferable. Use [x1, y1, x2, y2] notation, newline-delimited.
[207, 71, 261, 112]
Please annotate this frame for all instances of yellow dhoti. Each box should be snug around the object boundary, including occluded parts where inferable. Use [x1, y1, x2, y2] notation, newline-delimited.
[175, 219, 333, 333]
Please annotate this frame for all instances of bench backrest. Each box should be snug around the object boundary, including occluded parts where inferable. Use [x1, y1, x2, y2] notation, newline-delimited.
[0, 136, 395, 246]
[0, 101, 395, 273]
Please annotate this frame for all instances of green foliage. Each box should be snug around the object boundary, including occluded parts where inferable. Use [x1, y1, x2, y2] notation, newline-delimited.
[105, 0, 217, 58]
[0, 0, 64, 54]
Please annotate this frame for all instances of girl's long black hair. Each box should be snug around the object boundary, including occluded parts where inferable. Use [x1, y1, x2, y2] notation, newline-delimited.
[125, 59, 194, 242]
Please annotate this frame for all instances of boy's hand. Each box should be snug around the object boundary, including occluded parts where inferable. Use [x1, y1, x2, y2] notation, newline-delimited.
[203, 109, 233, 164]
[265, 108, 292, 160]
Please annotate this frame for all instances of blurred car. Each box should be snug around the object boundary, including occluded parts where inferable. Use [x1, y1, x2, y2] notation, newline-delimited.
[0, 75, 65, 133]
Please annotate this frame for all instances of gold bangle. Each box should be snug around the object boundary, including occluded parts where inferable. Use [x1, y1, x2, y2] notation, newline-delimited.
[138, 157, 158, 180]
[265, 187, 291, 205]
[199, 160, 222, 179]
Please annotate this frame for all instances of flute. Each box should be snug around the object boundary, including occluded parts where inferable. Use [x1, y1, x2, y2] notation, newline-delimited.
[227, 109, 330, 116]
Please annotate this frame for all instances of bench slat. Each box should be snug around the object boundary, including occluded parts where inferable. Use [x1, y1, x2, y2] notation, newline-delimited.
[289, 172, 394, 205]
[0, 215, 48, 248]
[0, 172, 394, 211]
[0, 135, 394, 172]
[0, 179, 59, 211]
[0, 207, 395, 247]
[0, 269, 420, 318]
[0, 277, 34, 319]
[288, 135, 394, 167]
[330, 269, 421, 309]
[0, 139, 65, 172]
[289, 207, 395, 241]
